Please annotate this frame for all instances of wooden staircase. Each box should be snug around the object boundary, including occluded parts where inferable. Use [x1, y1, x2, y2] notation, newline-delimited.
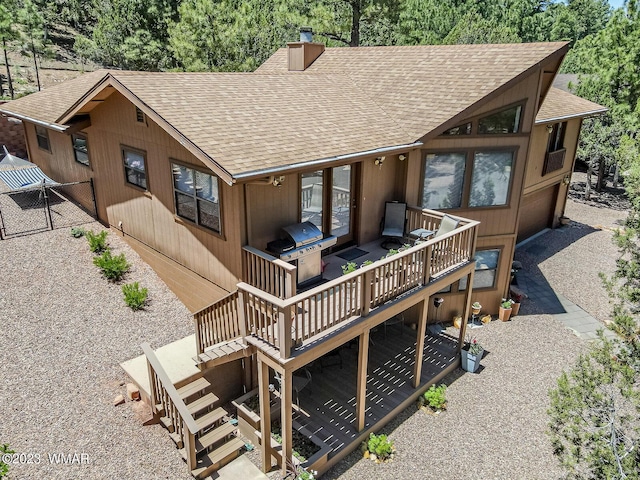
[143, 344, 246, 479]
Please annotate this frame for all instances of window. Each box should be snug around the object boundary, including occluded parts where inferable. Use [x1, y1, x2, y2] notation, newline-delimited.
[135, 107, 145, 124]
[421, 152, 466, 209]
[122, 147, 147, 190]
[421, 150, 514, 210]
[35, 125, 50, 151]
[478, 105, 522, 134]
[172, 162, 221, 233]
[547, 122, 566, 153]
[469, 151, 513, 207]
[441, 122, 471, 136]
[72, 133, 90, 167]
[459, 249, 500, 290]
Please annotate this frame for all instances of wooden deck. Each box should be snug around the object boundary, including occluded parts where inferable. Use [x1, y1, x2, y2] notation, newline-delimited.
[119, 231, 230, 313]
[290, 326, 459, 457]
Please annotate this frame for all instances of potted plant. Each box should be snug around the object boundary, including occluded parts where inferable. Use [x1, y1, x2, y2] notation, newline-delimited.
[461, 337, 484, 373]
[471, 301, 482, 315]
[510, 291, 523, 317]
[499, 298, 514, 321]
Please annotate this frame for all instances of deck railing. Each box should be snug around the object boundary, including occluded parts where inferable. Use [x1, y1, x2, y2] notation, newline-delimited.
[194, 290, 242, 356]
[142, 342, 200, 471]
[243, 246, 297, 299]
[238, 210, 479, 359]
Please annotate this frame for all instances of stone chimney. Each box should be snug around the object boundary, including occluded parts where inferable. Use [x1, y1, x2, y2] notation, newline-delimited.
[287, 27, 325, 71]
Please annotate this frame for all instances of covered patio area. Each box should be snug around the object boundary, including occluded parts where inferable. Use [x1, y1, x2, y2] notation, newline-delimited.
[293, 326, 459, 453]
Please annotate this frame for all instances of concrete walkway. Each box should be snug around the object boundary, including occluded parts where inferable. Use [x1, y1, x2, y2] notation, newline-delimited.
[515, 230, 616, 341]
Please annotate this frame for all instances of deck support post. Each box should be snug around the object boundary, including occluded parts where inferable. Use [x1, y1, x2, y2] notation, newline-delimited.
[459, 268, 475, 350]
[258, 357, 272, 473]
[412, 299, 429, 388]
[356, 330, 370, 432]
[280, 369, 293, 477]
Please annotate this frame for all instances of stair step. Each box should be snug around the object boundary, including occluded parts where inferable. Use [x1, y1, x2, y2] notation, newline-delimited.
[186, 392, 219, 416]
[195, 422, 237, 453]
[191, 437, 245, 479]
[195, 407, 226, 433]
[177, 377, 211, 400]
[159, 416, 174, 432]
[169, 431, 183, 449]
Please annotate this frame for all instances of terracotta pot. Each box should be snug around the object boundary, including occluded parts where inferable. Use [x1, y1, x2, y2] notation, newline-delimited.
[511, 302, 520, 316]
[498, 306, 512, 322]
[472, 307, 481, 315]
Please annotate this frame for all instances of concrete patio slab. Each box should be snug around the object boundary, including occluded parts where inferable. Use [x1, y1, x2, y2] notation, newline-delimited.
[214, 455, 269, 480]
[121, 334, 200, 397]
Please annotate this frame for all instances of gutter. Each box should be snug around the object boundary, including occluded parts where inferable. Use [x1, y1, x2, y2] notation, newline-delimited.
[0, 110, 67, 132]
[232, 142, 423, 182]
[535, 107, 608, 124]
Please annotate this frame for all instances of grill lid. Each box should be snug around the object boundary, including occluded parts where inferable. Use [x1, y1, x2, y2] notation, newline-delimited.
[282, 221, 323, 247]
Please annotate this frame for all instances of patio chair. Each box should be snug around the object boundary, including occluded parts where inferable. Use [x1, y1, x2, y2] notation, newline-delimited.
[381, 201, 407, 249]
[434, 214, 460, 238]
[274, 368, 312, 408]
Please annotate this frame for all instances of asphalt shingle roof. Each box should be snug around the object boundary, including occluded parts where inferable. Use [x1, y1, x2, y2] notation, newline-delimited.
[2, 42, 589, 181]
[535, 86, 607, 123]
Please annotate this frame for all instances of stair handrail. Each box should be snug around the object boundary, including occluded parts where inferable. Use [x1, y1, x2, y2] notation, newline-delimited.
[141, 342, 199, 469]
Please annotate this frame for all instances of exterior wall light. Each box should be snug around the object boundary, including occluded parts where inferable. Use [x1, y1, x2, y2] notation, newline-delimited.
[374, 156, 385, 168]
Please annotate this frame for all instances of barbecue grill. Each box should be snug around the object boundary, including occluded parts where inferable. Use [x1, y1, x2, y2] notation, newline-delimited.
[267, 221, 337, 286]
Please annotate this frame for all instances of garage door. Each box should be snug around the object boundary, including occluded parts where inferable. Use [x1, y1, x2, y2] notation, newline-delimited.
[518, 184, 558, 242]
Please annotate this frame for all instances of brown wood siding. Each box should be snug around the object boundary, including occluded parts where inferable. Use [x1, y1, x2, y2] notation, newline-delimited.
[523, 119, 581, 196]
[358, 155, 405, 244]
[518, 184, 558, 242]
[245, 176, 300, 250]
[87, 91, 243, 292]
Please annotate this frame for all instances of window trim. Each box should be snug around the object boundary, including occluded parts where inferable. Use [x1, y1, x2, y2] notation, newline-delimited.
[420, 147, 518, 211]
[35, 125, 51, 152]
[71, 132, 90, 168]
[121, 145, 149, 192]
[458, 246, 503, 292]
[438, 101, 527, 137]
[171, 160, 223, 236]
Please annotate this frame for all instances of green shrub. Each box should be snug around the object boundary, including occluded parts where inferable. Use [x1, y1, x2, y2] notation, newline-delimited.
[1, 443, 14, 478]
[341, 262, 357, 275]
[365, 433, 394, 460]
[93, 250, 129, 281]
[122, 282, 148, 310]
[70, 226, 85, 238]
[85, 229, 108, 253]
[423, 384, 447, 411]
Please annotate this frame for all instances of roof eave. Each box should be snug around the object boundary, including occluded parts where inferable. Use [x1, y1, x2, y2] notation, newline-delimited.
[535, 107, 609, 124]
[232, 142, 423, 182]
[0, 110, 67, 132]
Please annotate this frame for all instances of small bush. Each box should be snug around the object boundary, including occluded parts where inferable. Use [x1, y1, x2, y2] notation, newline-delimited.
[93, 250, 129, 281]
[365, 433, 394, 461]
[85, 229, 108, 253]
[70, 227, 85, 238]
[423, 384, 447, 411]
[1, 443, 15, 478]
[122, 282, 148, 310]
[341, 262, 357, 275]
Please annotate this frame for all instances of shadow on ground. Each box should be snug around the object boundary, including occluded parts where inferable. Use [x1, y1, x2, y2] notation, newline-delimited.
[515, 221, 600, 316]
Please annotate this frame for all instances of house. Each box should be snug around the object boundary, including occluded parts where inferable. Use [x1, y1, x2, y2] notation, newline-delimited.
[0, 37, 605, 478]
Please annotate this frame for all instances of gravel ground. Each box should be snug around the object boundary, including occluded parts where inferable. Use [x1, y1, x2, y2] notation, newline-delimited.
[0, 223, 194, 480]
[0, 193, 627, 480]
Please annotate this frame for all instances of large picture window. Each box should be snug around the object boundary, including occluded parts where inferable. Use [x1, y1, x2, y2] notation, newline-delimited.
[422, 152, 466, 209]
[459, 249, 500, 290]
[172, 163, 221, 233]
[35, 125, 50, 151]
[421, 149, 515, 210]
[72, 133, 90, 167]
[122, 147, 147, 190]
[469, 151, 513, 207]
